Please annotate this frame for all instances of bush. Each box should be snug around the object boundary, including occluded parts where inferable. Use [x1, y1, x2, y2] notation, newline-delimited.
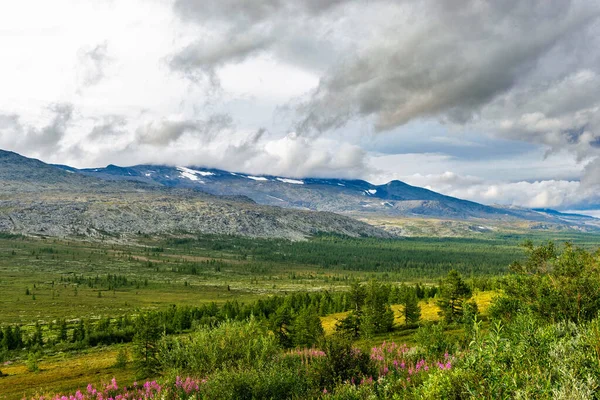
[201, 362, 313, 400]
[415, 323, 454, 358]
[310, 336, 375, 391]
[159, 318, 280, 375]
[26, 351, 40, 372]
[114, 347, 129, 369]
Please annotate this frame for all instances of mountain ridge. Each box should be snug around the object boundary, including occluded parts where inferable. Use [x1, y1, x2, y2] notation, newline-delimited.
[0, 150, 391, 240]
[51, 160, 598, 230]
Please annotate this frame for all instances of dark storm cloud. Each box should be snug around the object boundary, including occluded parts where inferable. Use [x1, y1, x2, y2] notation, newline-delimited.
[295, 1, 599, 134]
[169, 0, 362, 83]
[33, 103, 74, 149]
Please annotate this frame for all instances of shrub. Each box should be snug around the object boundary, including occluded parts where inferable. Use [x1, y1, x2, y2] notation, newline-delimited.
[309, 336, 375, 391]
[202, 363, 313, 400]
[114, 347, 129, 369]
[415, 322, 453, 358]
[159, 318, 280, 375]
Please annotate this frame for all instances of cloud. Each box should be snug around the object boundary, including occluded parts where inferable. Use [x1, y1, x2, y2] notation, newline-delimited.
[170, 31, 274, 85]
[401, 171, 599, 210]
[0, 103, 74, 156]
[134, 114, 234, 146]
[581, 158, 600, 188]
[77, 42, 111, 88]
[295, 1, 600, 134]
[87, 115, 128, 140]
[169, 0, 362, 86]
[170, 0, 600, 171]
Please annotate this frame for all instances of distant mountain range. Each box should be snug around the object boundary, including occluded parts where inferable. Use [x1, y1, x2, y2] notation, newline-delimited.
[1, 149, 598, 240]
[0, 150, 390, 240]
[52, 161, 600, 231]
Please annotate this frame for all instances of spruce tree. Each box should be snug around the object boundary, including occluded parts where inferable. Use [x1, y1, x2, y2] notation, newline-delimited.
[437, 269, 472, 323]
[132, 313, 162, 378]
[290, 306, 324, 348]
[58, 319, 68, 342]
[361, 280, 394, 335]
[403, 292, 421, 325]
[335, 282, 366, 338]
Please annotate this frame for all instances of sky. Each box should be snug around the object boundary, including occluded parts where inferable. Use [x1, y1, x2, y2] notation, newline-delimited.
[1, 0, 600, 213]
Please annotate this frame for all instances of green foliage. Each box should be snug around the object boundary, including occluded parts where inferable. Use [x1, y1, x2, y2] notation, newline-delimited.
[158, 318, 280, 375]
[201, 361, 313, 400]
[495, 241, 600, 323]
[336, 281, 394, 338]
[290, 306, 325, 348]
[415, 322, 454, 358]
[132, 313, 162, 378]
[26, 351, 40, 372]
[437, 270, 472, 323]
[402, 291, 421, 325]
[361, 280, 395, 336]
[269, 303, 293, 348]
[311, 336, 375, 391]
[57, 319, 68, 342]
[114, 347, 129, 369]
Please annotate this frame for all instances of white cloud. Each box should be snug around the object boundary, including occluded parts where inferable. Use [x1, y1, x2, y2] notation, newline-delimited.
[0, 0, 599, 213]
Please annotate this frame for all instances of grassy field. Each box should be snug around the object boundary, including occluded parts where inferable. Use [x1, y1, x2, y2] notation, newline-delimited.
[1, 346, 133, 399]
[1, 231, 599, 399]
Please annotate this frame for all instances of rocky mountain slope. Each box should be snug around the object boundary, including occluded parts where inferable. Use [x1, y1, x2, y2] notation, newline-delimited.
[55, 161, 600, 231]
[0, 150, 390, 240]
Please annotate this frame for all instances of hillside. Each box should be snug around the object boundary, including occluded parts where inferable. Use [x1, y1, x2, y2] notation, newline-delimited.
[53, 161, 600, 232]
[0, 150, 390, 240]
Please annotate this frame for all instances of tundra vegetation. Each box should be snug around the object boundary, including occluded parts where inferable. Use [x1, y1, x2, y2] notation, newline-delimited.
[0, 232, 599, 399]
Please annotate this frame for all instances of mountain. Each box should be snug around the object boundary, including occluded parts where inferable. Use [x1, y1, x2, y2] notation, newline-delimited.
[53, 162, 600, 231]
[0, 150, 390, 240]
[59, 164, 505, 219]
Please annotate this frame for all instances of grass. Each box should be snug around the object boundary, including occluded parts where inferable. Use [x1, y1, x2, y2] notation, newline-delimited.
[0, 231, 596, 399]
[321, 291, 497, 336]
[0, 346, 134, 400]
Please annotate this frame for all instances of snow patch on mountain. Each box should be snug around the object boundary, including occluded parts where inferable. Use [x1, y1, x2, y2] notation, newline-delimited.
[177, 166, 215, 177]
[267, 195, 285, 202]
[246, 176, 269, 181]
[276, 178, 304, 185]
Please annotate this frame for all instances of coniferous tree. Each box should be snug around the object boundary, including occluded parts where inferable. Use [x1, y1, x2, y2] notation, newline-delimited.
[335, 282, 366, 338]
[361, 280, 394, 335]
[437, 270, 472, 323]
[29, 322, 43, 348]
[72, 319, 85, 343]
[58, 319, 68, 342]
[132, 313, 162, 378]
[290, 306, 324, 348]
[402, 291, 421, 325]
[269, 303, 293, 348]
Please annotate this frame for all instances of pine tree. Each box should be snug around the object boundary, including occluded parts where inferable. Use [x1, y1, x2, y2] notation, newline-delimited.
[402, 292, 421, 325]
[290, 306, 324, 348]
[361, 280, 394, 335]
[335, 282, 366, 338]
[437, 270, 472, 323]
[58, 319, 68, 342]
[132, 313, 162, 378]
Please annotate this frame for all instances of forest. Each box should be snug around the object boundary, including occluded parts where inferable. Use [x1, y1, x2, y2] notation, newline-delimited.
[0, 233, 599, 399]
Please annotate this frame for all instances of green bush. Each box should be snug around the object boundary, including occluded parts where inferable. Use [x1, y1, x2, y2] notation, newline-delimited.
[414, 322, 454, 358]
[159, 318, 280, 375]
[310, 336, 375, 391]
[201, 362, 313, 400]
